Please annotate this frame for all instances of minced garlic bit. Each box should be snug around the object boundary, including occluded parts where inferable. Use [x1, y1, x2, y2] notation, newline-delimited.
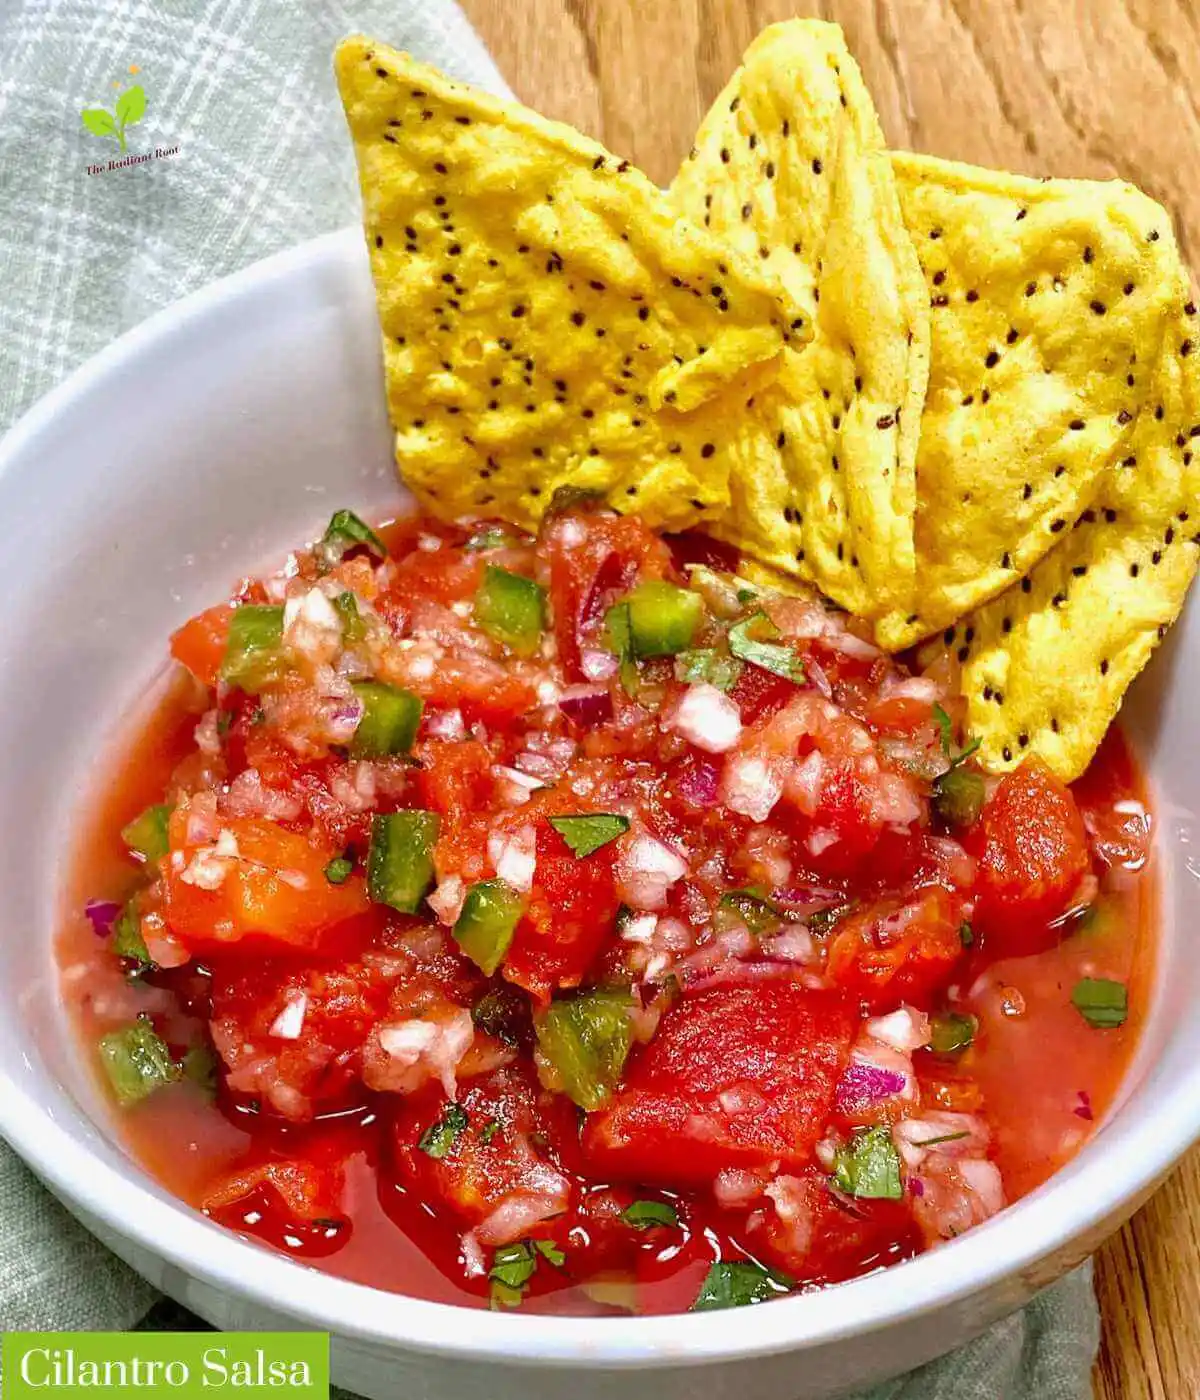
[179, 828, 241, 890]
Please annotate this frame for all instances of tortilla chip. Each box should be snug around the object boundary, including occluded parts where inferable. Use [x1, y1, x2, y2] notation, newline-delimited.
[334, 37, 799, 533]
[669, 20, 929, 621]
[944, 282, 1200, 782]
[876, 157, 1185, 651]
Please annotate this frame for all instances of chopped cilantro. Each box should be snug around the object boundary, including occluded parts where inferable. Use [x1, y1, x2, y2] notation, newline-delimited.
[549, 813, 630, 858]
[932, 702, 982, 768]
[930, 1012, 977, 1054]
[320, 509, 388, 564]
[465, 525, 522, 552]
[181, 1042, 219, 1099]
[713, 887, 780, 937]
[933, 702, 954, 754]
[603, 602, 639, 697]
[622, 1199, 679, 1230]
[832, 1126, 903, 1200]
[691, 1259, 793, 1311]
[418, 1103, 469, 1159]
[324, 855, 354, 885]
[1071, 977, 1128, 1029]
[673, 647, 744, 693]
[806, 901, 856, 936]
[533, 1239, 565, 1267]
[728, 612, 806, 682]
[471, 985, 529, 1046]
[112, 900, 154, 974]
[333, 591, 367, 644]
[487, 1239, 564, 1308]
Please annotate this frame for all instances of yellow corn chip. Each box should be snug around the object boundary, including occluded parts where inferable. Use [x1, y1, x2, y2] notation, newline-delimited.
[876, 157, 1185, 651]
[335, 37, 800, 533]
[946, 283, 1200, 782]
[669, 20, 929, 621]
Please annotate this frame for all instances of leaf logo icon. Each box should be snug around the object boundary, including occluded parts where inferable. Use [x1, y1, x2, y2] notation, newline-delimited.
[81, 82, 146, 152]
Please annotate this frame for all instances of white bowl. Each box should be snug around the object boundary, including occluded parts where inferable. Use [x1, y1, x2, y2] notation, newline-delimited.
[0, 226, 1196, 1400]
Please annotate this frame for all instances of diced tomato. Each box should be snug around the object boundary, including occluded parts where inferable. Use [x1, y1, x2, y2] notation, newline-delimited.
[204, 1156, 345, 1221]
[583, 982, 856, 1186]
[865, 694, 933, 734]
[170, 603, 233, 687]
[292, 763, 378, 856]
[749, 1168, 920, 1286]
[210, 956, 393, 1113]
[778, 764, 884, 879]
[545, 511, 674, 680]
[394, 655, 536, 731]
[236, 728, 306, 788]
[162, 812, 372, 950]
[916, 1064, 986, 1115]
[663, 530, 741, 574]
[213, 957, 392, 1058]
[827, 888, 965, 1010]
[861, 827, 927, 893]
[390, 1065, 576, 1233]
[730, 664, 801, 724]
[417, 739, 495, 821]
[378, 545, 482, 619]
[812, 766, 885, 874]
[458, 673, 541, 730]
[202, 1123, 366, 1257]
[972, 761, 1090, 954]
[503, 823, 620, 1002]
[1070, 729, 1151, 872]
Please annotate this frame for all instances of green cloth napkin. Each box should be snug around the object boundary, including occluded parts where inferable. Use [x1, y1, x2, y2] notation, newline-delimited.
[0, 1, 1099, 1393]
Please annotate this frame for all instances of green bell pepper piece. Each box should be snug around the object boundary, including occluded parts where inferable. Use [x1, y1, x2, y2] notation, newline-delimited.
[220, 605, 287, 693]
[120, 803, 172, 863]
[624, 581, 703, 658]
[535, 988, 632, 1110]
[350, 681, 423, 757]
[475, 566, 546, 656]
[453, 879, 524, 975]
[98, 1021, 180, 1107]
[367, 810, 439, 913]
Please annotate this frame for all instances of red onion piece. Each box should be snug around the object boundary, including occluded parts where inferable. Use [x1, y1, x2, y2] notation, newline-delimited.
[909, 1177, 925, 1198]
[684, 962, 809, 994]
[834, 1061, 908, 1115]
[770, 886, 844, 917]
[558, 686, 613, 728]
[674, 750, 720, 808]
[329, 698, 364, 724]
[805, 657, 833, 699]
[85, 899, 121, 938]
[579, 550, 633, 630]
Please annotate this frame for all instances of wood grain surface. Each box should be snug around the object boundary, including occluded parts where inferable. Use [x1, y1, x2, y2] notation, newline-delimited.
[458, 0, 1200, 1394]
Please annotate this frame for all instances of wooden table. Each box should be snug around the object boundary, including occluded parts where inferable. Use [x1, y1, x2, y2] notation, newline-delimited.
[459, 1, 1200, 1394]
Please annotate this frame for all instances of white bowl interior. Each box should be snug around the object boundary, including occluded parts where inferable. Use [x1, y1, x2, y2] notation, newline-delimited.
[0, 226, 1197, 1398]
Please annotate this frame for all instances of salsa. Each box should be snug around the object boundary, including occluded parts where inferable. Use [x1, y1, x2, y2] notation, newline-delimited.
[58, 501, 1154, 1314]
